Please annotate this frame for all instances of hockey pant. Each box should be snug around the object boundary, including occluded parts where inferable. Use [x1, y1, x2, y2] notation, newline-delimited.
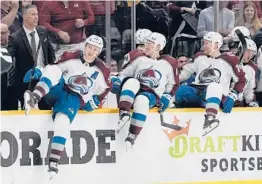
[176, 83, 223, 117]
[32, 65, 82, 164]
[119, 78, 157, 136]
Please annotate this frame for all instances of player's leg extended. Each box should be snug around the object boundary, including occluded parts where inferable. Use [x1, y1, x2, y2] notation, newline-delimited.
[125, 92, 156, 150]
[175, 85, 203, 107]
[48, 91, 81, 179]
[117, 78, 140, 132]
[203, 82, 223, 136]
[24, 65, 62, 114]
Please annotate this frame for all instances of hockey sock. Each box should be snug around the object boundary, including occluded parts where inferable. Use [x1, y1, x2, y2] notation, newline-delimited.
[205, 83, 223, 117]
[33, 65, 62, 100]
[119, 78, 140, 112]
[33, 77, 52, 100]
[49, 113, 70, 163]
[129, 95, 150, 136]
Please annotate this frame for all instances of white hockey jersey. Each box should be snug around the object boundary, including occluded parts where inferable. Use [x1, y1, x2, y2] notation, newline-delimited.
[180, 52, 246, 95]
[119, 53, 178, 98]
[56, 51, 111, 103]
[237, 62, 257, 103]
[121, 49, 143, 70]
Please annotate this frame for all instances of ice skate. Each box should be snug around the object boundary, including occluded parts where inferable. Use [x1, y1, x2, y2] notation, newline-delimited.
[116, 110, 131, 134]
[124, 133, 137, 152]
[48, 161, 58, 180]
[202, 115, 220, 136]
[24, 90, 38, 115]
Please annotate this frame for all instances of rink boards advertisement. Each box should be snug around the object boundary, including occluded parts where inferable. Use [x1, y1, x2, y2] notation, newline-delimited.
[1, 108, 262, 184]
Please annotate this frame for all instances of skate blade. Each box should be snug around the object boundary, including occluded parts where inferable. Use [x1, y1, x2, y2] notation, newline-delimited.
[48, 171, 57, 181]
[125, 141, 133, 152]
[202, 122, 219, 137]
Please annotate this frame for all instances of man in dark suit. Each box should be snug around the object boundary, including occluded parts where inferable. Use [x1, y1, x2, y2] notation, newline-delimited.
[8, 4, 56, 110]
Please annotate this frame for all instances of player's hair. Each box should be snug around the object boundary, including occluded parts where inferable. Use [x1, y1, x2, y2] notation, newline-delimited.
[22, 4, 37, 15]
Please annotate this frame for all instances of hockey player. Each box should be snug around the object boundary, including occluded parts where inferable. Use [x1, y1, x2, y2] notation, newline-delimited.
[111, 29, 152, 94]
[23, 35, 111, 179]
[226, 26, 251, 56]
[121, 29, 152, 70]
[112, 32, 179, 150]
[235, 38, 259, 107]
[176, 31, 246, 136]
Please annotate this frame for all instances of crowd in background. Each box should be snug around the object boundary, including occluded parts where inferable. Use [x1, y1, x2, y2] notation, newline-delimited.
[1, 0, 262, 110]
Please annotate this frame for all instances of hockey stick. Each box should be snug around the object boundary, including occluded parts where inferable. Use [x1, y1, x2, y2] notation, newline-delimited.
[158, 110, 182, 131]
[235, 28, 247, 62]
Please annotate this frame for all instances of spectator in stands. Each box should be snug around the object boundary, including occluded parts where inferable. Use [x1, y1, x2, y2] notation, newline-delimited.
[1, 0, 22, 34]
[32, 1, 44, 13]
[228, 1, 262, 22]
[197, 1, 235, 38]
[254, 27, 262, 49]
[177, 54, 195, 86]
[8, 4, 55, 110]
[177, 53, 191, 70]
[89, 1, 116, 36]
[110, 59, 118, 74]
[1, 23, 14, 110]
[39, 1, 95, 59]
[235, 2, 262, 38]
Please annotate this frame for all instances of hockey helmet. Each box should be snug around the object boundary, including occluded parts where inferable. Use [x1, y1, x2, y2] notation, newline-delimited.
[203, 32, 223, 49]
[85, 35, 104, 54]
[146, 32, 166, 50]
[135, 29, 152, 45]
[244, 38, 257, 55]
[229, 26, 251, 42]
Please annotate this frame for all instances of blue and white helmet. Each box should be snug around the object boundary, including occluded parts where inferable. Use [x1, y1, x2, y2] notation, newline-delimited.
[229, 26, 251, 42]
[146, 32, 166, 50]
[135, 29, 152, 45]
[204, 32, 223, 49]
[85, 35, 104, 54]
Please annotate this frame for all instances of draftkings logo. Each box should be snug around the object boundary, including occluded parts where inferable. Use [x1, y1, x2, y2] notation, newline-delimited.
[162, 115, 262, 172]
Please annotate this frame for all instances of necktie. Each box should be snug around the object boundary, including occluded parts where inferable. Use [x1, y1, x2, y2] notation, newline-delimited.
[30, 31, 37, 60]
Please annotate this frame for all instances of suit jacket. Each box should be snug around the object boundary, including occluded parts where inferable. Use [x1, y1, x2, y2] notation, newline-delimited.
[8, 26, 56, 85]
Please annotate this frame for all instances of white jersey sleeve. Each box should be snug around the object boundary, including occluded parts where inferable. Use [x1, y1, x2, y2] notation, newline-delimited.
[243, 66, 256, 104]
[165, 64, 175, 94]
[179, 62, 197, 82]
[119, 57, 140, 80]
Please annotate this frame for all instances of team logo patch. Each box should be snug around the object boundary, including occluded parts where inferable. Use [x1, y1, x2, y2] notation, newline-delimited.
[136, 66, 162, 88]
[198, 65, 221, 84]
[68, 73, 93, 95]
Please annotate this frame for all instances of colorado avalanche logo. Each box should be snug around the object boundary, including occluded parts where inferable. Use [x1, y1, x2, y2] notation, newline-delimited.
[68, 73, 93, 95]
[198, 65, 221, 84]
[136, 66, 162, 88]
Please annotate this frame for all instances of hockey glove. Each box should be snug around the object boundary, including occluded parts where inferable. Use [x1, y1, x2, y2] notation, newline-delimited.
[110, 75, 121, 94]
[222, 90, 238, 113]
[160, 93, 173, 112]
[83, 95, 100, 112]
[23, 66, 43, 83]
[248, 101, 259, 107]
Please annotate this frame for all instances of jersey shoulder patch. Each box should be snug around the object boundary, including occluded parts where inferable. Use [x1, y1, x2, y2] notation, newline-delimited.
[57, 50, 81, 64]
[128, 49, 145, 62]
[94, 58, 111, 86]
[160, 54, 178, 68]
[220, 53, 239, 66]
[193, 52, 205, 60]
